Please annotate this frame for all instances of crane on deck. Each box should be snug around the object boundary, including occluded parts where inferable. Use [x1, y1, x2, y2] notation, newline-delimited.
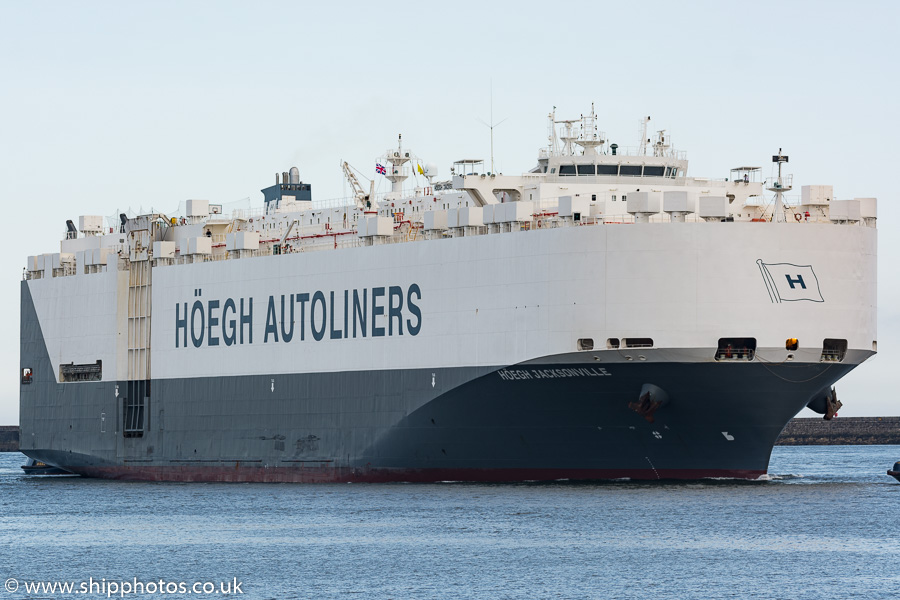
[341, 161, 376, 211]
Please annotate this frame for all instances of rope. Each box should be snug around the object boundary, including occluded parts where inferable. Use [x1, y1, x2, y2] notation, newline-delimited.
[754, 355, 837, 384]
[607, 346, 837, 385]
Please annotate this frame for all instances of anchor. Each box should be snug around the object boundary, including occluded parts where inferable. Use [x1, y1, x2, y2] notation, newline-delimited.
[628, 384, 670, 423]
[824, 387, 841, 420]
[806, 386, 842, 420]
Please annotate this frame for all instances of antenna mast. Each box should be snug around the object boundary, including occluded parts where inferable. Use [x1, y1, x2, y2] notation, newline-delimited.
[639, 116, 651, 156]
[478, 81, 507, 173]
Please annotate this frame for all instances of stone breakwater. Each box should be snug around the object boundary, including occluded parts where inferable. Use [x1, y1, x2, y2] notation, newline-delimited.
[776, 417, 900, 445]
[0, 425, 19, 452]
[1, 418, 898, 452]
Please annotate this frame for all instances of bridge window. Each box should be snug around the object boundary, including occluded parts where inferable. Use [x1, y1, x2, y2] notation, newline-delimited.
[821, 339, 847, 362]
[597, 165, 618, 176]
[644, 166, 665, 177]
[577, 165, 595, 175]
[620, 165, 642, 176]
[559, 165, 576, 176]
[715, 338, 756, 361]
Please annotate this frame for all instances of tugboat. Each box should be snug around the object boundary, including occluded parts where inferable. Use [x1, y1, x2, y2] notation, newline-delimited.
[21, 457, 72, 475]
[888, 462, 900, 483]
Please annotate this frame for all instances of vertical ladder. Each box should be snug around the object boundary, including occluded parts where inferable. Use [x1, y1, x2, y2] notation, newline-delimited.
[124, 228, 151, 437]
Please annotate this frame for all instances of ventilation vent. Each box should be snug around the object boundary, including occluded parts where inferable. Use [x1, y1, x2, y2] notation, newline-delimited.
[123, 380, 149, 438]
[123, 395, 145, 438]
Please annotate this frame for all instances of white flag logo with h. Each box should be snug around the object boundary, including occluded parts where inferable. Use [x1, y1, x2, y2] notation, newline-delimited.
[757, 260, 824, 303]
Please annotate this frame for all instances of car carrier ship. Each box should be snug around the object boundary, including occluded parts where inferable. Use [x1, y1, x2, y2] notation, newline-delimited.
[19, 107, 877, 481]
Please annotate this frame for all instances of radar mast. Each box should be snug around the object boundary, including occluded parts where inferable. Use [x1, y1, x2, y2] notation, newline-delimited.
[767, 149, 792, 222]
[574, 103, 606, 156]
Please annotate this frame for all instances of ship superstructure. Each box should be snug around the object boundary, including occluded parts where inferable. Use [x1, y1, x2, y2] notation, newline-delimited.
[19, 107, 877, 482]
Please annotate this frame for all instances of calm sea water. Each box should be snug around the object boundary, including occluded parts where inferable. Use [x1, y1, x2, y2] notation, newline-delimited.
[1, 447, 899, 600]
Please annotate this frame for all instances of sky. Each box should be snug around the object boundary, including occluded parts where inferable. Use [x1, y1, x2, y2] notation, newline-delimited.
[0, 0, 897, 423]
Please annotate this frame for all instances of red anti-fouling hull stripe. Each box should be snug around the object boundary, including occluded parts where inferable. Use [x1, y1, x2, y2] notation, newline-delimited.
[70, 465, 766, 483]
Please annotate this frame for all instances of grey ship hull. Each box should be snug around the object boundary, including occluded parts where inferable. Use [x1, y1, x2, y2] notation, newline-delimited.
[19, 283, 854, 482]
